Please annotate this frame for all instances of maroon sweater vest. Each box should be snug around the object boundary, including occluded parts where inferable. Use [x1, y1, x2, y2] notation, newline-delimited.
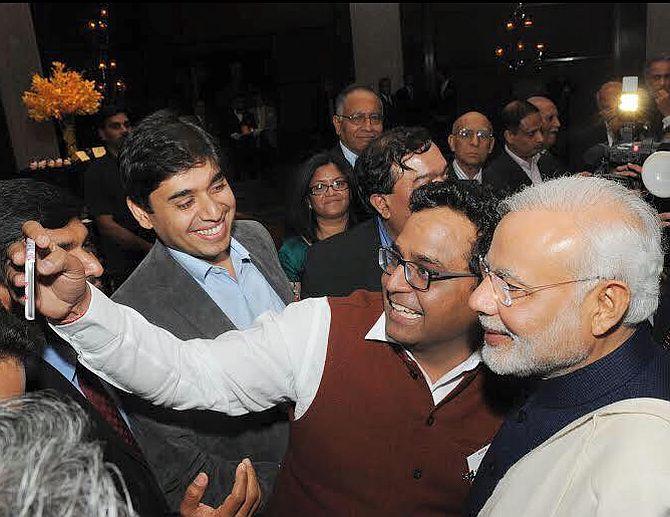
[269, 291, 506, 516]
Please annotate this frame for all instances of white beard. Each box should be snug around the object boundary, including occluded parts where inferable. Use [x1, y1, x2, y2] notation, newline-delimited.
[479, 300, 588, 378]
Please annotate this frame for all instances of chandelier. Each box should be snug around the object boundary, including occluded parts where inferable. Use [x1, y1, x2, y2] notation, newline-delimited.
[494, 3, 545, 72]
[86, 4, 127, 97]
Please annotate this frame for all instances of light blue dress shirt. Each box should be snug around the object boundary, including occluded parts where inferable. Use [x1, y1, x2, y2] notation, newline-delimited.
[339, 141, 359, 169]
[168, 238, 286, 330]
[376, 216, 394, 249]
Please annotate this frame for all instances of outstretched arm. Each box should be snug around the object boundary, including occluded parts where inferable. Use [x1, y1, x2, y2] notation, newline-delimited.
[8, 221, 330, 416]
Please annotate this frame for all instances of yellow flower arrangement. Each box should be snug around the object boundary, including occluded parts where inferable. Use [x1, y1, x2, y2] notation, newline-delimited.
[22, 62, 102, 122]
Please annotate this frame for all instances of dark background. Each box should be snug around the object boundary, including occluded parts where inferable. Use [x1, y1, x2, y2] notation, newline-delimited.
[2, 3, 648, 179]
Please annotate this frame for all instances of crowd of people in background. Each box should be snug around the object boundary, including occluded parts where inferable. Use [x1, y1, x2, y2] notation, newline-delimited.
[0, 54, 669, 516]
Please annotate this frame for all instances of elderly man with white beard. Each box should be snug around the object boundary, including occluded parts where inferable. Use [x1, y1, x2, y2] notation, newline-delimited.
[464, 176, 670, 516]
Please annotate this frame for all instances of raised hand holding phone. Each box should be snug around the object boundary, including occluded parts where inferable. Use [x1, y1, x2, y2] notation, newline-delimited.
[24, 238, 35, 320]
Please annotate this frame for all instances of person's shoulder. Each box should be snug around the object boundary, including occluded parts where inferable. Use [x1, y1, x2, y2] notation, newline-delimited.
[233, 219, 273, 245]
[112, 243, 172, 303]
[308, 219, 376, 258]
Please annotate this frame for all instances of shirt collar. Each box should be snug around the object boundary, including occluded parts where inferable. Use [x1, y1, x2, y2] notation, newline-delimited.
[339, 141, 358, 168]
[375, 216, 394, 249]
[505, 144, 540, 171]
[533, 324, 657, 408]
[364, 312, 482, 387]
[168, 237, 251, 283]
[452, 160, 483, 183]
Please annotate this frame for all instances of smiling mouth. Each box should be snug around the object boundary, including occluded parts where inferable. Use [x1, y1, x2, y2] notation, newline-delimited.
[389, 300, 423, 319]
[192, 221, 225, 238]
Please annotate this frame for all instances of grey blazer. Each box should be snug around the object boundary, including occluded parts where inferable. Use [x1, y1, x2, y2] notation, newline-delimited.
[112, 220, 292, 511]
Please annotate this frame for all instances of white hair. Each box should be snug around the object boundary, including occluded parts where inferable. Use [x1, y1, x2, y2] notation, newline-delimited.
[500, 175, 664, 325]
[0, 392, 135, 517]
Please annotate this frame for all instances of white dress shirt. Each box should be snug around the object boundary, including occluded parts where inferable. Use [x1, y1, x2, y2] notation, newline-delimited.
[52, 285, 481, 420]
[339, 141, 358, 168]
[505, 145, 542, 185]
[452, 160, 483, 184]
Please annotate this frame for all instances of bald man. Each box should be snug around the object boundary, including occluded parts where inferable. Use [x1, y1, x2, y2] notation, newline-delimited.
[527, 96, 569, 176]
[447, 111, 495, 183]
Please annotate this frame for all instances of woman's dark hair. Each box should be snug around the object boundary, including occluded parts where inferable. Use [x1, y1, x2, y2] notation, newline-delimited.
[120, 109, 227, 211]
[286, 151, 358, 243]
[409, 180, 501, 275]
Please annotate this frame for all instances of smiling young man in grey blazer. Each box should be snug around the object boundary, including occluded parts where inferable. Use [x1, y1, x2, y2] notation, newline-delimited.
[109, 110, 291, 511]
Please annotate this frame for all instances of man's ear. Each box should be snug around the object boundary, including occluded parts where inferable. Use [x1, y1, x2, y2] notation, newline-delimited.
[447, 134, 456, 153]
[503, 129, 512, 144]
[126, 197, 154, 230]
[332, 115, 342, 137]
[369, 193, 391, 220]
[590, 280, 631, 336]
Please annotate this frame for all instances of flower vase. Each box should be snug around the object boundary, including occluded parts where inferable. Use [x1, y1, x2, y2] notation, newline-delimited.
[60, 118, 78, 159]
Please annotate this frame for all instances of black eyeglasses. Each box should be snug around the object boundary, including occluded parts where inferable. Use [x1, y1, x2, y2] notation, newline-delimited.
[337, 113, 384, 126]
[308, 179, 349, 196]
[378, 246, 478, 291]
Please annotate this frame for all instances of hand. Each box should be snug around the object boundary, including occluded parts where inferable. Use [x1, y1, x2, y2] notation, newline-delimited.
[654, 89, 670, 118]
[180, 459, 261, 517]
[660, 212, 670, 228]
[5, 221, 91, 323]
[575, 171, 593, 177]
[613, 163, 642, 178]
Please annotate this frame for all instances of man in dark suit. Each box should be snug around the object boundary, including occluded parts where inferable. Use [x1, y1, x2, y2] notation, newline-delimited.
[483, 100, 561, 195]
[330, 85, 385, 219]
[568, 81, 623, 172]
[644, 55, 670, 140]
[301, 126, 448, 297]
[447, 111, 495, 183]
[117, 111, 291, 511]
[527, 95, 570, 175]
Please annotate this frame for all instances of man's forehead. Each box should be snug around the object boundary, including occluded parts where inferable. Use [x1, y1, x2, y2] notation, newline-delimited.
[344, 91, 381, 111]
[398, 208, 475, 260]
[456, 113, 492, 130]
[520, 113, 542, 130]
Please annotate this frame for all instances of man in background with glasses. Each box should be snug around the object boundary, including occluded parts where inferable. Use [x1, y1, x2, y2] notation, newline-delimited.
[483, 100, 564, 195]
[447, 111, 496, 183]
[302, 126, 448, 297]
[15, 181, 517, 514]
[465, 175, 670, 516]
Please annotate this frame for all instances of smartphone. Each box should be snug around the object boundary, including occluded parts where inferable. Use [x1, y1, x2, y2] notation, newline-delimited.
[24, 238, 35, 321]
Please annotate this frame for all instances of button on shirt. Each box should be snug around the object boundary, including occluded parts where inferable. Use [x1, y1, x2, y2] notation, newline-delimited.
[168, 238, 286, 330]
[505, 145, 542, 185]
[452, 160, 483, 184]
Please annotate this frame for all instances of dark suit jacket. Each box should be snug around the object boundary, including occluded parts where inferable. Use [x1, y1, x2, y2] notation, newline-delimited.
[329, 143, 370, 222]
[112, 220, 292, 511]
[27, 356, 170, 516]
[301, 218, 382, 298]
[482, 149, 565, 196]
[568, 118, 609, 172]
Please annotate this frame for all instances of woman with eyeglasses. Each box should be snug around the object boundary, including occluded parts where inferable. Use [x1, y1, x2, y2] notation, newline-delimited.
[280, 151, 358, 299]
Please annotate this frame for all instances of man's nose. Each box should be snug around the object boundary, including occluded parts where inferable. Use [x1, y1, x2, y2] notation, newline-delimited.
[468, 276, 498, 315]
[199, 196, 223, 221]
